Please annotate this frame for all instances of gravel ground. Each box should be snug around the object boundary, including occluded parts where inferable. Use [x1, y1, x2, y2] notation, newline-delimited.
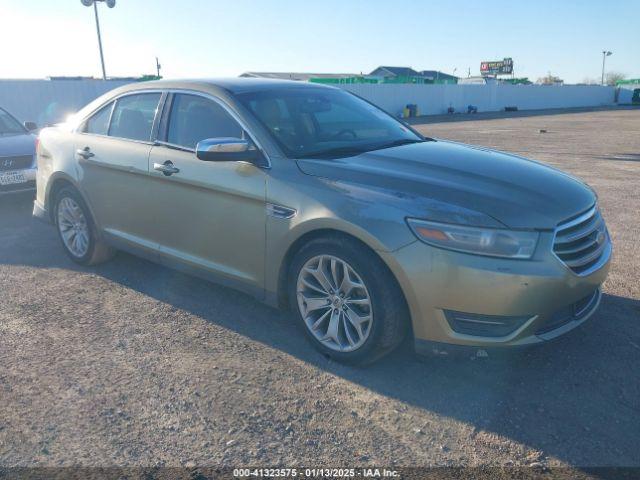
[0, 108, 639, 473]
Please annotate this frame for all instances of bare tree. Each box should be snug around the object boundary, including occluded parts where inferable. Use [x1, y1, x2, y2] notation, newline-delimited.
[536, 73, 564, 85]
[605, 71, 626, 86]
[581, 77, 600, 85]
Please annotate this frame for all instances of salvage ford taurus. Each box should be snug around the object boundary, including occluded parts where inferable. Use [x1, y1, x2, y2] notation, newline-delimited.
[33, 79, 611, 363]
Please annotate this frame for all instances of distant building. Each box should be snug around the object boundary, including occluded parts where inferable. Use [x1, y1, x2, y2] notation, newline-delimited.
[240, 68, 459, 84]
[368, 66, 421, 78]
[368, 66, 458, 84]
[240, 72, 357, 82]
[616, 78, 640, 89]
[457, 76, 487, 85]
[418, 70, 458, 83]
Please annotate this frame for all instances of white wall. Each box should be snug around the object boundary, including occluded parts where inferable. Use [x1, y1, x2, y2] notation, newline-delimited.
[0, 79, 621, 126]
[338, 83, 617, 117]
[616, 87, 635, 104]
[0, 79, 132, 125]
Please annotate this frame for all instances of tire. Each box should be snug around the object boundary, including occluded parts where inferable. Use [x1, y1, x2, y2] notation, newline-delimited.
[288, 235, 408, 365]
[54, 186, 114, 265]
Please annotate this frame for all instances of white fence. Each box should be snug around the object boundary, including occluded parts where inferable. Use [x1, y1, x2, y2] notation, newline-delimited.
[0, 79, 621, 126]
[338, 83, 617, 117]
[0, 79, 132, 126]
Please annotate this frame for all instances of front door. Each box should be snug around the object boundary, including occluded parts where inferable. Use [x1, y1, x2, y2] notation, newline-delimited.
[147, 93, 267, 295]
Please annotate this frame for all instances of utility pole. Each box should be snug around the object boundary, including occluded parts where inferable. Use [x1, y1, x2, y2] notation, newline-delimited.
[81, 0, 116, 80]
[93, 2, 106, 80]
[601, 50, 612, 85]
[156, 57, 162, 78]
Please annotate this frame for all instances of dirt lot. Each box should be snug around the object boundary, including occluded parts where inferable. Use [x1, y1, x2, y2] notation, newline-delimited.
[1, 108, 639, 473]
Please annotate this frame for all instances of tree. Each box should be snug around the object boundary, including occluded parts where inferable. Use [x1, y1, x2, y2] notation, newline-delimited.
[581, 77, 600, 85]
[605, 71, 626, 86]
[536, 73, 564, 85]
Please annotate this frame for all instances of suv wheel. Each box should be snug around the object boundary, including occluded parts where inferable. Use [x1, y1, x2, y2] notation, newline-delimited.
[54, 187, 114, 265]
[289, 236, 407, 365]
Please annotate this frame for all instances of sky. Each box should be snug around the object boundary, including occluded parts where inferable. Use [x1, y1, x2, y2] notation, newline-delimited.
[1, 0, 638, 83]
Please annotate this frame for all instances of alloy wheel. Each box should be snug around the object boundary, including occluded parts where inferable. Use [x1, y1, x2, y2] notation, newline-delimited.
[296, 255, 373, 352]
[57, 196, 90, 258]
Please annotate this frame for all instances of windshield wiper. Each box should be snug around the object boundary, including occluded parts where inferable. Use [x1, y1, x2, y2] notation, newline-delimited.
[370, 138, 426, 152]
[298, 138, 429, 159]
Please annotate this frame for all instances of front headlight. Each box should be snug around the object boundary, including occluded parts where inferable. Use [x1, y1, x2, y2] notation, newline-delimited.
[406, 218, 539, 259]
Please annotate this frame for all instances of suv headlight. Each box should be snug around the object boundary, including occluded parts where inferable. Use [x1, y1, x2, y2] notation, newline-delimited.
[406, 218, 539, 259]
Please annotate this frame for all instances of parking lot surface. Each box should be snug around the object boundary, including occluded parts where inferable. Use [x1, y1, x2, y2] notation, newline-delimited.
[1, 108, 639, 471]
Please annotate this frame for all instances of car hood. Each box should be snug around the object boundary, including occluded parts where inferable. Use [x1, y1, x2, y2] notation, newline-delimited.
[296, 140, 595, 229]
[0, 133, 36, 156]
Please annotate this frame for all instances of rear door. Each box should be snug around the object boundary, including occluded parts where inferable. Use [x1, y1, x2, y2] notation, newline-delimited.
[146, 92, 267, 295]
[76, 91, 163, 252]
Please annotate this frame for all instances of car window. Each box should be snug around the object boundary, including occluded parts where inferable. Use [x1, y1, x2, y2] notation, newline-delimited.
[0, 108, 26, 135]
[82, 102, 113, 136]
[167, 94, 243, 149]
[108, 93, 161, 142]
[245, 97, 297, 141]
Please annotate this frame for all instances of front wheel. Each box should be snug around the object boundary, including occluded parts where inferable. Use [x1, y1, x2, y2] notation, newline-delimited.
[54, 187, 114, 265]
[288, 236, 408, 365]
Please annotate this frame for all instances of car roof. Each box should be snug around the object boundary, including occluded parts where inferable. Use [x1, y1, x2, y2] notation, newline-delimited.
[68, 78, 339, 131]
[121, 77, 337, 95]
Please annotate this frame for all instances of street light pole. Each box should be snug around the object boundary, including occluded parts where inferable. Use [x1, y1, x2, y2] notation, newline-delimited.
[93, 1, 107, 80]
[601, 50, 612, 85]
[81, 0, 116, 80]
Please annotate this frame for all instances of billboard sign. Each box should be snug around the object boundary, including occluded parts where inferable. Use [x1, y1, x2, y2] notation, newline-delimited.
[480, 58, 513, 76]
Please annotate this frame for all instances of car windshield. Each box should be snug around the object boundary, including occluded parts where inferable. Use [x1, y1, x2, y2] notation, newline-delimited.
[235, 87, 424, 159]
[0, 108, 26, 136]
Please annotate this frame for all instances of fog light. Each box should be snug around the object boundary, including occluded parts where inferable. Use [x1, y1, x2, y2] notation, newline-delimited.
[444, 310, 531, 337]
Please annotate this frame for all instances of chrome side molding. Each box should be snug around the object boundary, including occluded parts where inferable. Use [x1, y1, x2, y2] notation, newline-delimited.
[266, 203, 297, 219]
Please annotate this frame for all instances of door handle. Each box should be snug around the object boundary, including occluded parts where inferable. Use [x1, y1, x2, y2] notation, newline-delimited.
[153, 161, 180, 176]
[76, 147, 95, 159]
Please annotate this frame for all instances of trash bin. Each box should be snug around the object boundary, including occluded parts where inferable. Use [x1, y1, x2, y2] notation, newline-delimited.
[405, 104, 418, 117]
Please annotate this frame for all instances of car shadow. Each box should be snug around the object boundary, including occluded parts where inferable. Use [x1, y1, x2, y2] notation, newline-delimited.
[1, 194, 639, 469]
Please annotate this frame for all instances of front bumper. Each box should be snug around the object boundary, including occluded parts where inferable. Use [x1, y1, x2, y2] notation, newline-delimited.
[0, 167, 36, 195]
[380, 231, 611, 350]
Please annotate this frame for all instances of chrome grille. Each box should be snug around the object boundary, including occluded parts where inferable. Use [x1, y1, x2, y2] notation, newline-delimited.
[553, 206, 609, 275]
[0, 155, 33, 172]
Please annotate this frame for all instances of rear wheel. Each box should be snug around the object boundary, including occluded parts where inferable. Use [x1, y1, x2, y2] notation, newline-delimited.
[54, 187, 114, 265]
[289, 236, 408, 365]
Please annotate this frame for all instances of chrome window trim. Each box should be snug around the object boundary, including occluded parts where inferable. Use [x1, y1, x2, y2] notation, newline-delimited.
[153, 140, 195, 153]
[162, 88, 272, 169]
[551, 203, 612, 277]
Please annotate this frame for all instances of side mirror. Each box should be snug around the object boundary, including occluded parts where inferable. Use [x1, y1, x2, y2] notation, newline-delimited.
[24, 121, 38, 131]
[195, 138, 258, 162]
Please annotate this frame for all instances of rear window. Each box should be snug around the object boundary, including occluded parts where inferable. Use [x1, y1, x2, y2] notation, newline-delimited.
[108, 93, 161, 142]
